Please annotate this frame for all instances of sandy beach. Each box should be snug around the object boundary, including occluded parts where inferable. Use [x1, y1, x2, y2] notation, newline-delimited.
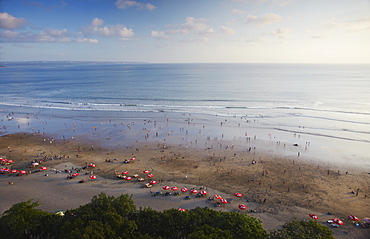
[1, 130, 369, 238]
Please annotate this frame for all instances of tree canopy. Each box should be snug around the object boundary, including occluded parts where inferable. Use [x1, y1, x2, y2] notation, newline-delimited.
[0, 193, 334, 239]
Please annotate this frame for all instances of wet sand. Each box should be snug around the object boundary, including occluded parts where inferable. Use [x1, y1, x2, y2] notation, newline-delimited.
[1, 132, 369, 238]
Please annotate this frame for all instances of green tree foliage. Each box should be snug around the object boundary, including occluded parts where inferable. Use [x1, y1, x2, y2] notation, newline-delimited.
[57, 193, 138, 239]
[188, 224, 233, 239]
[0, 199, 56, 239]
[133, 206, 267, 239]
[269, 219, 334, 239]
[0, 193, 335, 239]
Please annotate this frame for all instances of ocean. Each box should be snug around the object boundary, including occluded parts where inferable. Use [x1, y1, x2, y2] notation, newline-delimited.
[1, 62, 370, 167]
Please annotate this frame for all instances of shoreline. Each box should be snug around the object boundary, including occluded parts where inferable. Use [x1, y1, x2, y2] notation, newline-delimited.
[1, 132, 369, 238]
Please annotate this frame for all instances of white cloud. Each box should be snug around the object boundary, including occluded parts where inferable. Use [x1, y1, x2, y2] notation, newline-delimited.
[151, 30, 169, 39]
[38, 28, 70, 42]
[152, 17, 215, 44]
[115, 0, 156, 10]
[220, 26, 236, 35]
[91, 18, 104, 26]
[76, 38, 99, 44]
[180, 37, 210, 43]
[0, 28, 71, 43]
[328, 17, 370, 33]
[0, 12, 28, 29]
[232, 0, 292, 5]
[246, 13, 283, 26]
[231, 9, 244, 15]
[178, 17, 215, 36]
[263, 28, 290, 38]
[0, 30, 19, 38]
[311, 35, 328, 39]
[245, 37, 266, 43]
[82, 18, 134, 38]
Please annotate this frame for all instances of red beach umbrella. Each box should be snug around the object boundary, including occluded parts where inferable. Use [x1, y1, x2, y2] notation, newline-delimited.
[190, 189, 198, 194]
[181, 187, 188, 192]
[348, 215, 359, 221]
[40, 166, 47, 170]
[11, 169, 19, 173]
[178, 208, 186, 212]
[162, 185, 170, 190]
[130, 158, 136, 161]
[309, 214, 318, 220]
[20, 170, 27, 174]
[89, 175, 97, 179]
[200, 190, 207, 195]
[122, 171, 129, 175]
[149, 180, 157, 185]
[220, 198, 228, 204]
[147, 174, 154, 178]
[332, 218, 344, 225]
[89, 163, 96, 167]
[238, 204, 247, 210]
[171, 186, 178, 191]
[143, 170, 150, 174]
[214, 195, 222, 199]
[125, 176, 132, 180]
[72, 173, 79, 177]
[7, 160, 14, 163]
[234, 193, 243, 197]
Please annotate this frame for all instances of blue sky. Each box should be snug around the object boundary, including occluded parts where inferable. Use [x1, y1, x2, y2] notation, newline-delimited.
[1, 0, 369, 63]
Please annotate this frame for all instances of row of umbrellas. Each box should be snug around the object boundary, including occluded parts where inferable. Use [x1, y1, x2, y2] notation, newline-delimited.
[309, 214, 363, 225]
[0, 158, 14, 164]
[178, 204, 248, 212]
[1, 166, 49, 174]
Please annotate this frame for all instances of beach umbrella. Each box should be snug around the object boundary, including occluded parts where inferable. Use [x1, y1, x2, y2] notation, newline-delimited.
[122, 171, 129, 175]
[220, 198, 228, 204]
[40, 166, 48, 170]
[32, 162, 39, 166]
[72, 173, 79, 177]
[309, 214, 318, 220]
[178, 208, 186, 212]
[200, 190, 207, 195]
[171, 186, 178, 191]
[7, 160, 14, 163]
[143, 170, 150, 174]
[181, 187, 188, 192]
[125, 176, 132, 180]
[89, 175, 97, 180]
[11, 169, 19, 174]
[20, 170, 27, 174]
[149, 180, 157, 185]
[147, 174, 154, 178]
[162, 185, 170, 190]
[214, 195, 222, 199]
[130, 158, 136, 161]
[89, 163, 96, 167]
[348, 215, 359, 221]
[0, 158, 7, 163]
[190, 189, 198, 194]
[332, 218, 344, 225]
[234, 193, 243, 197]
[238, 204, 247, 210]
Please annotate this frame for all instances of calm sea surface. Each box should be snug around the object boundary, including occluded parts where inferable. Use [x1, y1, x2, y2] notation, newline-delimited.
[1, 62, 370, 143]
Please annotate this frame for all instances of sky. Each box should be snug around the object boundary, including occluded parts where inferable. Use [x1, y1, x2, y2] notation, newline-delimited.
[1, 0, 370, 63]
